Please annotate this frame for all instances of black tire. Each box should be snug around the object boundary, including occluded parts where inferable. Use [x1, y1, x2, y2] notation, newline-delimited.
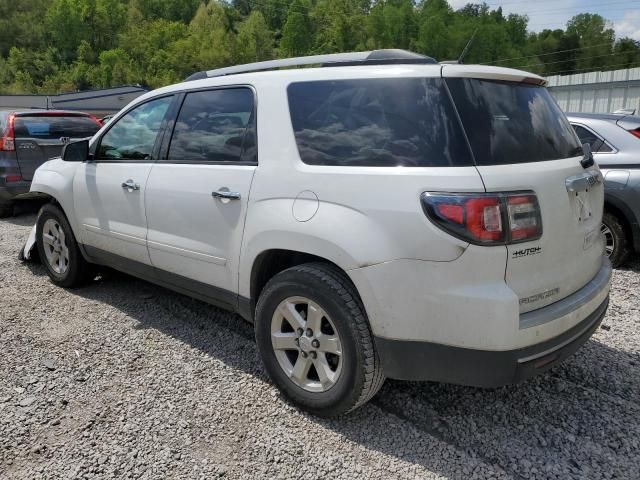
[36, 203, 92, 288]
[602, 212, 629, 268]
[0, 202, 13, 218]
[255, 262, 385, 416]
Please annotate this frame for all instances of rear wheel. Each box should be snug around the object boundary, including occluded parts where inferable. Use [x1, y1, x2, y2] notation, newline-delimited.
[0, 202, 13, 218]
[255, 263, 384, 416]
[602, 212, 629, 268]
[36, 203, 92, 287]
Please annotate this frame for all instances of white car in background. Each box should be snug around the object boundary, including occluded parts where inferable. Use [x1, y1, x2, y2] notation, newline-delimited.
[23, 50, 611, 416]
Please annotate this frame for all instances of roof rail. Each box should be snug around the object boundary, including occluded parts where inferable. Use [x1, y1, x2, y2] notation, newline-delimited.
[184, 49, 437, 82]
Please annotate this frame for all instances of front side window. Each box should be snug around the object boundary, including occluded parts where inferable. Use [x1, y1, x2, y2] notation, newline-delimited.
[446, 78, 582, 165]
[287, 78, 473, 167]
[168, 88, 255, 163]
[97, 96, 173, 161]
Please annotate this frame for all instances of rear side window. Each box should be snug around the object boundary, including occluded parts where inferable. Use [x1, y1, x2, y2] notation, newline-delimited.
[14, 115, 100, 140]
[0, 112, 7, 135]
[446, 78, 581, 165]
[287, 78, 473, 167]
[572, 124, 613, 153]
[167, 88, 256, 163]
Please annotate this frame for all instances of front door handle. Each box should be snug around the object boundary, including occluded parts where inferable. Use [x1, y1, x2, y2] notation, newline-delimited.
[121, 179, 140, 191]
[212, 189, 241, 200]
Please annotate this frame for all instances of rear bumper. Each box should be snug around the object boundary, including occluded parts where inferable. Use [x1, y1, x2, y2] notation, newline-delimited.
[0, 181, 31, 202]
[375, 296, 609, 387]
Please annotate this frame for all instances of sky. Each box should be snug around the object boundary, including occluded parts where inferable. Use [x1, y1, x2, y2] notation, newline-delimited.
[447, 0, 640, 40]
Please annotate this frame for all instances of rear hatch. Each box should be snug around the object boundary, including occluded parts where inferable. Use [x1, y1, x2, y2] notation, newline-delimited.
[14, 113, 101, 181]
[444, 66, 604, 313]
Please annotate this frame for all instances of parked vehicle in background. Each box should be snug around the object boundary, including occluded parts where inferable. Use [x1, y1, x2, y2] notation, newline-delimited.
[24, 50, 611, 416]
[568, 112, 640, 267]
[0, 110, 102, 217]
[100, 114, 115, 125]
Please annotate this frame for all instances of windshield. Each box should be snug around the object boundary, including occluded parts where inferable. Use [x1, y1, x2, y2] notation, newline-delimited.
[446, 78, 582, 166]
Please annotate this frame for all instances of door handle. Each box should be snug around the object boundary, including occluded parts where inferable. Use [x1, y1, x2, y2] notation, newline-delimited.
[121, 179, 140, 191]
[212, 189, 241, 200]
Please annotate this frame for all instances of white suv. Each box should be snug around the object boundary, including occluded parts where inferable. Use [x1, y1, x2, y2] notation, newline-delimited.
[25, 50, 612, 416]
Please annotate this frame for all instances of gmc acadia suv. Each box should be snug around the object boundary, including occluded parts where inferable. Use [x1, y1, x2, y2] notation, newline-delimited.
[22, 50, 611, 416]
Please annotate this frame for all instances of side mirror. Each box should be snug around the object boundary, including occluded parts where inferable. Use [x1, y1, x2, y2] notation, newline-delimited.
[580, 142, 594, 169]
[62, 139, 90, 162]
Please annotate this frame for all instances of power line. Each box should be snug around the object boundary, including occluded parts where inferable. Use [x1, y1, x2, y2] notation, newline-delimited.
[459, 0, 638, 7]
[499, 1, 633, 16]
[545, 60, 640, 76]
[243, 0, 636, 18]
[482, 42, 617, 65]
[514, 51, 638, 70]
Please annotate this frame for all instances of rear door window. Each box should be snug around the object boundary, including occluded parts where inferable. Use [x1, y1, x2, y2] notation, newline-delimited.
[446, 78, 581, 165]
[14, 115, 100, 140]
[287, 78, 473, 167]
[167, 88, 256, 163]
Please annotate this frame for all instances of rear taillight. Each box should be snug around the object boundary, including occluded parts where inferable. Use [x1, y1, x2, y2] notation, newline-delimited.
[628, 128, 640, 139]
[3, 174, 22, 183]
[88, 115, 103, 127]
[0, 114, 15, 151]
[421, 192, 542, 245]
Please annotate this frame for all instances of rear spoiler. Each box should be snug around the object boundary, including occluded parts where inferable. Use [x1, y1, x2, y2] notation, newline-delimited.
[441, 64, 547, 86]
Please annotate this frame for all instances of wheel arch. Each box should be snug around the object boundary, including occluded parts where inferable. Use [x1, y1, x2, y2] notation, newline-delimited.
[604, 194, 639, 252]
[244, 248, 362, 323]
[30, 165, 82, 240]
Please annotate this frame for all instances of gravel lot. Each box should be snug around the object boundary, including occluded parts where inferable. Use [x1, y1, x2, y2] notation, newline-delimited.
[1, 205, 639, 480]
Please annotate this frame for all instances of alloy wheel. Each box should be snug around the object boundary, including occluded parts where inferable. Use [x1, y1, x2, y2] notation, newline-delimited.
[42, 218, 70, 275]
[270, 296, 343, 393]
[601, 222, 615, 257]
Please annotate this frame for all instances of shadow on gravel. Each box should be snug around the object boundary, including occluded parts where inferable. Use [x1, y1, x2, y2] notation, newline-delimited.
[618, 255, 640, 274]
[3, 200, 43, 226]
[30, 264, 638, 480]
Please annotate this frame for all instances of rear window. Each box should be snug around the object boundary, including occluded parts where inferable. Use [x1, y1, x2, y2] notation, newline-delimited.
[287, 78, 473, 167]
[14, 115, 100, 140]
[446, 78, 581, 165]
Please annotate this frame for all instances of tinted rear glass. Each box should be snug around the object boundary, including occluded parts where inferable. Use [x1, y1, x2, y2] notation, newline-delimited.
[446, 78, 581, 165]
[168, 88, 255, 163]
[287, 78, 473, 167]
[14, 116, 100, 140]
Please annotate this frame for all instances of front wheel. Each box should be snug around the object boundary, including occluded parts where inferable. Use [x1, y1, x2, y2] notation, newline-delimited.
[36, 203, 92, 287]
[602, 212, 629, 268]
[255, 263, 384, 416]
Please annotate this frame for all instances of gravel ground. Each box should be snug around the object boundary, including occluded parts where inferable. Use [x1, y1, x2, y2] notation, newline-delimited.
[1, 205, 639, 480]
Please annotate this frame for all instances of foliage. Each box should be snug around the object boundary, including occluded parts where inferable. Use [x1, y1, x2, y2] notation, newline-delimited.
[0, 0, 638, 93]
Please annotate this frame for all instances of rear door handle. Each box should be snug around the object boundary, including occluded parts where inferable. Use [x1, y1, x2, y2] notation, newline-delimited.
[121, 179, 140, 191]
[212, 189, 241, 200]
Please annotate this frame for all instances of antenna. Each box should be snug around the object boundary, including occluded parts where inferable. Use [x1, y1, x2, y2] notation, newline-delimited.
[458, 28, 478, 64]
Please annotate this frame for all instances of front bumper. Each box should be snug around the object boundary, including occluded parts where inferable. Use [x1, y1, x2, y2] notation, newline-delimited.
[375, 297, 608, 386]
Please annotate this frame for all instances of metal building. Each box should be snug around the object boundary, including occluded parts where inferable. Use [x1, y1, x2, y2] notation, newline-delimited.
[0, 85, 148, 115]
[547, 67, 640, 114]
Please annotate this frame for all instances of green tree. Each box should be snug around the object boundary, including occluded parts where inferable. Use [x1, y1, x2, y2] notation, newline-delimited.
[236, 11, 274, 63]
[566, 14, 615, 70]
[281, 0, 312, 56]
